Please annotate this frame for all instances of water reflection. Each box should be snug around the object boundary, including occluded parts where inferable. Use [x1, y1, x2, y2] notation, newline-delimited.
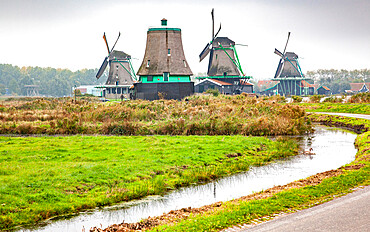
[19, 126, 357, 232]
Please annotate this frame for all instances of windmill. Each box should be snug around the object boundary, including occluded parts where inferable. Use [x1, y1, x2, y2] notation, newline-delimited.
[272, 32, 308, 96]
[135, 18, 194, 100]
[196, 9, 253, 95]
[96, 32, 137, 99]
[273, 32, 304, 79]
[199, 9, 244, 77]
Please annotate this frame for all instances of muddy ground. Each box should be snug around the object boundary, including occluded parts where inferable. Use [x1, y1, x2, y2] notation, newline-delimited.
[89, 164, 364, 232]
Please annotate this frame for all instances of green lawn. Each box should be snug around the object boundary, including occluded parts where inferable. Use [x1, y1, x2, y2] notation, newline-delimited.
[0, 135, 298, 230]
[301, 102, 370, 114]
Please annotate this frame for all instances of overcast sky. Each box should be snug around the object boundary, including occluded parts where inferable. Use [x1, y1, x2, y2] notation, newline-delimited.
[0, 0, 369, 79]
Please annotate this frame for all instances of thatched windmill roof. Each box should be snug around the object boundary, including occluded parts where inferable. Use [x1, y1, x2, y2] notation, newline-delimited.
[137, 19, 193, 76]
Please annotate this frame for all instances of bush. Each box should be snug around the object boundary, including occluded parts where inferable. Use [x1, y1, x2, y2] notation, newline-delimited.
[292, 96, 303, 103]
[322, 96, 343, 103]
[205, 88, 220, 97]
[348, 92, 370, 103]
[309, 95, 323, 103]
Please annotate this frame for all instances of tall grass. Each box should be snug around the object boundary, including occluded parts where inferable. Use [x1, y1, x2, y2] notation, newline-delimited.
[0, 95, 312, 136]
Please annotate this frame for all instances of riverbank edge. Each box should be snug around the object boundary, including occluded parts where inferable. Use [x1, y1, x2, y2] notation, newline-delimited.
[94, 116, 369, 232]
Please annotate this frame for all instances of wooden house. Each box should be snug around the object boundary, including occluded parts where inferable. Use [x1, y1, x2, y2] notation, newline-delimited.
[317, 86, 331, 95]
[347, 83, 370, 93]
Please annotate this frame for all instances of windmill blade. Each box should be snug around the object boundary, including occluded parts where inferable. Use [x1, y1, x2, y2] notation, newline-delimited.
[103, 32, 110, 55]
[214, 23, 221, 39]
[274, 48, 284, 57]
[96, 57, 108, 79]
[274, 59, 284, 78]
[282, 32, 291, 55]
[110, 32, 121, 53]
[211, 8, 214, 39]
[199, 43, 211, 62]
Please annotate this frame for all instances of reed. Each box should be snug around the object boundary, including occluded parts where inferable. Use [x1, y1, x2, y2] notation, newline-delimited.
[0, 95, 312, 136]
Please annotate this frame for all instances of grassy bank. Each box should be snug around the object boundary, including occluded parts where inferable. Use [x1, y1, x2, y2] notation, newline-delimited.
[0, 95, 311, 136]
[301, 102, 370, 115]
[0, 135, 299, 230]
[135, 117, 368, 232]
[308, 114, 370, 133]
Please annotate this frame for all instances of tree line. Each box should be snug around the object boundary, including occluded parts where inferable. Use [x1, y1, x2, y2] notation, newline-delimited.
[0, 64, 106, 97]
[1, 63, 369, 96]
[305, 69, 370, 94]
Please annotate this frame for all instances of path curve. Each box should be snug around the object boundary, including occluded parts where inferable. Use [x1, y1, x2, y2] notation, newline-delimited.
[237, 186, 370, 232]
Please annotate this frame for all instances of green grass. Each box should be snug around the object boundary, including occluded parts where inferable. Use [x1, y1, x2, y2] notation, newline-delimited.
[301, 102, 370, 114]
[0, 135, 298, 230]
[147, 116, 370, 232]
[308, 114, 370, 133]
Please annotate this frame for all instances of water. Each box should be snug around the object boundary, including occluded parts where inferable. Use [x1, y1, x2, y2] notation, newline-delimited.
[18, 126, 357, 232]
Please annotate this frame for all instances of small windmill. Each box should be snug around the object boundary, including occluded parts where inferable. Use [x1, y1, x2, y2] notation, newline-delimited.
[96, 32, 136, 83]
[273, 32, 308, 96]
[199, 9, 245, 77]
[196, 9, 253, 95]
[273, 32, 304, 78]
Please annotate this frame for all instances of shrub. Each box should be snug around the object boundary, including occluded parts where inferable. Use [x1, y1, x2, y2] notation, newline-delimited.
[348, 92, 370, 103]
[205, 88, 220, 97]
[309, 95, 323, 103]
[292, 95, 303, 103]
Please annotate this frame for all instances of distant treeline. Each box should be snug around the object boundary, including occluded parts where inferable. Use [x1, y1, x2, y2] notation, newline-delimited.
[306, 69, 370, 94]
[0, 64, 106, 97]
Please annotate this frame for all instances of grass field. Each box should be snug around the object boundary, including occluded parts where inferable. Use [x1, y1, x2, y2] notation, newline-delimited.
[0, 135, 298, 230]
[302, 102, 370, 115]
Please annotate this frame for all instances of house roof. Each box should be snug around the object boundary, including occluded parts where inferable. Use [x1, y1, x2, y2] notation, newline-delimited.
[300, 80, 315, 88]
[195, 78, 232, 87]
[257, 80, 280, 92]
[349, 83, 370, 92]
[318, 86, 330, 91]
[211, 79, 233, 86]
[240, 79, 254, 86]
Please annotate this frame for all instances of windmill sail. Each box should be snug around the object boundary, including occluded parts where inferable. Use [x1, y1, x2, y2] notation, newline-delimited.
[96, 57, 108, 79]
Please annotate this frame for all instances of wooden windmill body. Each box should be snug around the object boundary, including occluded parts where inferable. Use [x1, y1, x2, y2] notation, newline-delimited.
[134, 19, 194, 100]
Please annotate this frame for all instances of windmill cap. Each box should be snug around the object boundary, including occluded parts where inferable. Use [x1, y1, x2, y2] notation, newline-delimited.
[161, 18, 167, 26]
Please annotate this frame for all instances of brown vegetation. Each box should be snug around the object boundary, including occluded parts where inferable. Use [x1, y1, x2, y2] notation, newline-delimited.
[0, 95, 312, 136]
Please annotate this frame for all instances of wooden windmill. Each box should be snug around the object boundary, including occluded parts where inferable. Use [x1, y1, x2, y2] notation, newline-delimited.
[196, 9, 253, 95]
[135, 19, 194, 100]
[96, 32, 137, 99]
[273, 32, 309, 96]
